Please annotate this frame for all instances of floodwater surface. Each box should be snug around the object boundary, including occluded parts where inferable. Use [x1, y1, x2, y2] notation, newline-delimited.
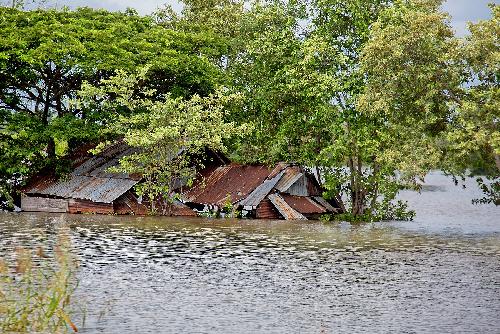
[1, 172, 499, 333]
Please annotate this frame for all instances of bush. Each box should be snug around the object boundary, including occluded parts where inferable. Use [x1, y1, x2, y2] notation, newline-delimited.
[0, 231, 79, 333]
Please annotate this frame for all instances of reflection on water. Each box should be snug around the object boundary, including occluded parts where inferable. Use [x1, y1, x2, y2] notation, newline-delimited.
[0, 172, 499, 333]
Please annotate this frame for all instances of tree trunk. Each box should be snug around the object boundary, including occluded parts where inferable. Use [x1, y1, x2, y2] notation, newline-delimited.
[43, 73, 55, 159]
[46, 139, 56, 159]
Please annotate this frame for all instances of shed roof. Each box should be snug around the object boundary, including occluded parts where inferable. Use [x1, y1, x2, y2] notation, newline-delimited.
[280, 194, 327, 214]
[25, 142, 140, 204]
[184, 164, 276, 206]
[267, 194, 307, 220]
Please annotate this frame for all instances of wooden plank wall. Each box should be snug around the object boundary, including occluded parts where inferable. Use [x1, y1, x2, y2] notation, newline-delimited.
[21, 196, 68, 213]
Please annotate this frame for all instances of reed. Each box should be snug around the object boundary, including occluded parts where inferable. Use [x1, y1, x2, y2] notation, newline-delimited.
[0, 231, 79, 333]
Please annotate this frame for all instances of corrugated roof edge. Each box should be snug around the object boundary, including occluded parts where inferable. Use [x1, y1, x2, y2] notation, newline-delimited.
[238, 168, 286, 209]
[268, 193, 307, 220]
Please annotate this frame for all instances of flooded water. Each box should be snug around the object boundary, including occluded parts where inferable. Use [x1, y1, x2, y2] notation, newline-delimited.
[1, 172, 499, 333]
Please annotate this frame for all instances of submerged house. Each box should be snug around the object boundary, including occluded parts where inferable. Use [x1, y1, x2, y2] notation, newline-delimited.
[21, 143, 339, 220]
[184, 163, 339, 220]
[21, 142, 196, 216]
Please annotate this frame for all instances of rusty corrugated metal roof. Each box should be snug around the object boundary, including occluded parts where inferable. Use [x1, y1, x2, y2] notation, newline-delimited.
[274, 166, 303, 193]
[268, 194, 307, 220]
[184, 164, 275, 206]
[26, 142, 140, 203]
[31, 176, 139, 204]
[238, 168, 286, 209]
[313, 196, 338, 213]
[268, 162, 289, 179]
[280, 194, 327, 214]
[256, 198, 282, 219]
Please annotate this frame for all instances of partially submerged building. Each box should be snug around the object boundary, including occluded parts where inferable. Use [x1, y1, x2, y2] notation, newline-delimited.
[184, 163, 339, 220]
[21, 142, 196, 216]
[21, 143, 339, 220]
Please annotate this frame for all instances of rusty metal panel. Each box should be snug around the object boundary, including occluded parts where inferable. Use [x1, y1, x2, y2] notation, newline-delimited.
[268, 162, 289, 179]
[34, 176, 89, 198]
[274, 167, 303, 193]
[25, 142, 141, 204]
[72, 144, 137, 179]
[305, 172, 322, 196]
[256, 198, 282, 219]
[280, 194, 327, 214]
[23, 174, 57, 194]
[31, 175, 139, 204]
[185, 164, 273, 206]
[313, 196, 338, 213]
[89, 147, 138, 179]
[68, 199, 114, 214]
[184, 165, 232, 202]
[114, 192, 149, 215]
[21, 196, 68, 213]
[239, 169, 285, 209]
[71, 156, 108, 176]
[170, 202, 198, 217]
[268, 194, 307, 220]
[77, 178, 139, 203]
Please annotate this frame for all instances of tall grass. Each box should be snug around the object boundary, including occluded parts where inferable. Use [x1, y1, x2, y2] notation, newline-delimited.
[0, 231, 79, 333]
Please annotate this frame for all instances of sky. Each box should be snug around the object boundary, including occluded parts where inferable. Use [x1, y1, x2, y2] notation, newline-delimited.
[15, 0, 500, 37]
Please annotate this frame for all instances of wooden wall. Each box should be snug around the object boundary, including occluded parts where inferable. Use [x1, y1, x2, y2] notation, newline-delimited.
[21, 196, 68, 213]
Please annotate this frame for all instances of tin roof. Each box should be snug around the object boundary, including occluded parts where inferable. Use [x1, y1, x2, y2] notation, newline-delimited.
[184, 164, 275, 206]
[267, 194, 307, 220]
[274, 166, 302, 193]
[280, 194, 327, 214]
[25, 142, 140, 203]
[238, 168, 286, 209]
[313, 196, 338, 213]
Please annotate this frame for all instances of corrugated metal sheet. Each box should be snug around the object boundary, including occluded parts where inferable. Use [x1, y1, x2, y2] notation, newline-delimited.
[256, 198, 282, 219]
[284, 175, 309, 196]
[238, 169, 285, 209]
[30, 175, 139, 204]
[268, 194, 307, 220]
[268, 162, 289, 179]
[68, 199, 114, 214]
[184, 164, 273, 206]
[23, 175, 58, 193]
[313, 196, 338, 213]
[71, 144, 139, 180]
[274, 167, 303, 193]
[26, 142, 141, 204]
[280, 194, 327, 214]
[305, 172, 322, 196]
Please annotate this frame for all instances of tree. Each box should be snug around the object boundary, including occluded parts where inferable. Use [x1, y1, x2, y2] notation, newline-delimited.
[443, 4, 499, 205]
[0, 7, 223, 208]
[356, 0, 462, 211]
[224, 0, 406, 220]
[78, 69, 248, 215]
[224, 0, 465, 220]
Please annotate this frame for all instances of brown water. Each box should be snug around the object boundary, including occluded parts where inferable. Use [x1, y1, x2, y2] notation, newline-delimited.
[1, 172, 499, 333]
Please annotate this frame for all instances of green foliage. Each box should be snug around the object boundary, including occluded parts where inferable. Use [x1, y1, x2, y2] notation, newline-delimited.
[0, 6, 225, 208]
[79, 69, 249, 215]
[223, 0, 435, 221]
[1, 0, 497, 217]
[0, 231, 79, 333]
[442, 4, 499, 204]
